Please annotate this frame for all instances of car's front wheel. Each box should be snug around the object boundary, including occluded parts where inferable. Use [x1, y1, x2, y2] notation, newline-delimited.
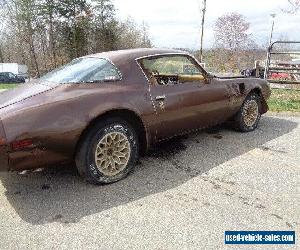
[75, 117, 139, 185]
[233, 93, 262, 132]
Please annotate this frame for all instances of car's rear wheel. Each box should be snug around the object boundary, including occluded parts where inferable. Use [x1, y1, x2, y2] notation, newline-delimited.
[75, 117, 139, 185]
[233, 93, 262, 132]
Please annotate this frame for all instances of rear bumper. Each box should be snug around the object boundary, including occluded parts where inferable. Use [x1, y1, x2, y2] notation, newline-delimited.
[0, 119, 72, 172]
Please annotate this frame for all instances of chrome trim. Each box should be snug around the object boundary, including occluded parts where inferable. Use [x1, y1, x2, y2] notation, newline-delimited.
[134, 52, 208, 116]
[134, 52, 209, 84]
[135, 52, 186, 61]
[135, 59, 158, 114]
[135, 52, 193, 114]
[155, 95, 166, 101]
[78, 56, 123, 81]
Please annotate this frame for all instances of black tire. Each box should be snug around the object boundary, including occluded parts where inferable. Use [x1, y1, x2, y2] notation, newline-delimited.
[75, 117, 139, 185]
[233, 93, 262, 132]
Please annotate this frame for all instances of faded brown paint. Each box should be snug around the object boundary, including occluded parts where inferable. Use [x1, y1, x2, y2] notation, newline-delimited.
[0, 48, 271, 172]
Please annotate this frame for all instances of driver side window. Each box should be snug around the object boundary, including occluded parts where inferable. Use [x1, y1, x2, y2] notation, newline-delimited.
[140, 55, 205, 86]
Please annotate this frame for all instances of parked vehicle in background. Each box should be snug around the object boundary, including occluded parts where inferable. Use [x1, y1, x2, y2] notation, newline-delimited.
[0, 48, 271, 185]
[0, 63, 28, 79]
[0, 72, 25, 83]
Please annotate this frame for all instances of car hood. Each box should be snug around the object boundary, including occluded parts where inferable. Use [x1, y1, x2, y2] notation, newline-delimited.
[0, 82, 56, 110]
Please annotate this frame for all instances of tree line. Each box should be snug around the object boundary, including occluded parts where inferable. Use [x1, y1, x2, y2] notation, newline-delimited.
[195, 12, 264, 73]
[0, 0, 298, 76]
[0, 0, 152, 77]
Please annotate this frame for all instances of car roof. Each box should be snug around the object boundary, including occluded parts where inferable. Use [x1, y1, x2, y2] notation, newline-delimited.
[80, 48, 195, 81]
[83, 48, 188, 64]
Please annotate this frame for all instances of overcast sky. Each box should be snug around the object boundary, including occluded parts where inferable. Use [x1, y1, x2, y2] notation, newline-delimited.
[114, 0, 300, 50]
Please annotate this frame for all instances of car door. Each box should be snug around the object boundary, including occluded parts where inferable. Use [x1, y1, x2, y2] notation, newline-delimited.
[139, 54, 230, 140]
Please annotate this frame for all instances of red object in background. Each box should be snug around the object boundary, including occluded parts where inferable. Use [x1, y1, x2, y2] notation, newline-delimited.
[270, 73, 290, 80]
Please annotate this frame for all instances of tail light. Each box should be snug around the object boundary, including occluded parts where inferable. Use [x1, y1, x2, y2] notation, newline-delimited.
[11, 139, 33, 151]
[0, 137, 6, 146]
[0, 121, 6, 146]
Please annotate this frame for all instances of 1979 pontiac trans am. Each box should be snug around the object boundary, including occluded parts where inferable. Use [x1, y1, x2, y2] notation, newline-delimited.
[0, 48, 271, 184]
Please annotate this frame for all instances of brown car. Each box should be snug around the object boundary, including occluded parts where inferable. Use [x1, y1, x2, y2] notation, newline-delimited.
[0, 48, 271, 184]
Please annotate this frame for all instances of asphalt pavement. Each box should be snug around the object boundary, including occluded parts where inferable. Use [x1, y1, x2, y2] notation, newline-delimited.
[0, 114, 299, 249]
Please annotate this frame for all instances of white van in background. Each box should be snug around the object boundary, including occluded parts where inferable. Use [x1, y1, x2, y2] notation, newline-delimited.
[0, 63, 28, 78]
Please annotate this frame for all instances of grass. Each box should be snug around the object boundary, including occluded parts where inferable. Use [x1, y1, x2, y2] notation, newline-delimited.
[268, 89, 300, 112]
[0, 83, 19, 89]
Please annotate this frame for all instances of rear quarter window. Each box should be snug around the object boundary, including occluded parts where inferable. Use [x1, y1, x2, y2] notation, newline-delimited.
[40, 58, 122, 84]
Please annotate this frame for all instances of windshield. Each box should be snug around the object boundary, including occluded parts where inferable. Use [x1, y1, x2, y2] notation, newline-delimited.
[40, 57, 121, 84]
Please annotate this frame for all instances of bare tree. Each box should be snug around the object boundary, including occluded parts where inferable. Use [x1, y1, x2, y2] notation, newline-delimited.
[213, 12, 254, 71]
[140, 21, 152, 47]
[214, 12, 251, 51]
[116, 17, 152, 49]
[285, 0, 300, 13]
[0, 46, 4, 63]
[0, 0, 153, 76]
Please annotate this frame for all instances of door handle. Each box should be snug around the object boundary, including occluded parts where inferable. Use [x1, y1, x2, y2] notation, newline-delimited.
[155, 95, 166, 101]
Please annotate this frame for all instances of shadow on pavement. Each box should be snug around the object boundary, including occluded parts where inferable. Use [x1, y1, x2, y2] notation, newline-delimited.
[0, 116, 297, 225]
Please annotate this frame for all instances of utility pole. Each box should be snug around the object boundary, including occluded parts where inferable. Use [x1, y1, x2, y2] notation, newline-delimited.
[264, 13, 276, 79]
[200, 0, 207, 63]
[268, 14, 276, 48]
